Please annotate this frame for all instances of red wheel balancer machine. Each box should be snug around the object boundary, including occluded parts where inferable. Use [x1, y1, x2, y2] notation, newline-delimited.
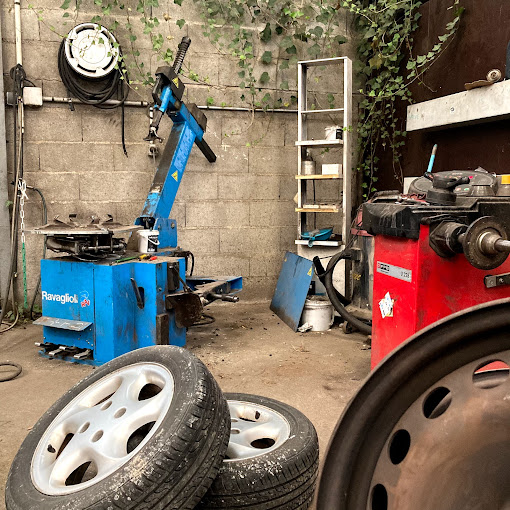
[363, 169, 510, 368]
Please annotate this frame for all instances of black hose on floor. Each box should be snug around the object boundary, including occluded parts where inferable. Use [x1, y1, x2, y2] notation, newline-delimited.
[0, 362, 22, 382]
[319, 249, 373, 336]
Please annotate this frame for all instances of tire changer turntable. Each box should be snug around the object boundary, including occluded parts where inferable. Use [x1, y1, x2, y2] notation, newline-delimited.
[363, 168, 510, 368]
[31, 38, 242, 365]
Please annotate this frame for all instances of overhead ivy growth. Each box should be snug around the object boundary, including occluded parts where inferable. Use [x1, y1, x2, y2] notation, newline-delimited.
[34, 0, 464, 193]
[341, 0, 465, 196]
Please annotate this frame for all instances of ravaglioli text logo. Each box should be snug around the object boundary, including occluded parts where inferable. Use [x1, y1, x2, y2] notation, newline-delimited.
[41, 291, 79, 304]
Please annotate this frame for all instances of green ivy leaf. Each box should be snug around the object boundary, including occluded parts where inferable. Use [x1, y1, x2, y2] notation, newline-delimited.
[261, 51, 272, 64]
[60, 0, 71, 8]
[174, 0, 183, 5]
[260, 23, 271, 43]
[206, 96, 214, 106]
[280, 36, 294, 49]
[280, 80, 289, 90]
[176, 19, 185, 29]
[259, 72, 270, 84]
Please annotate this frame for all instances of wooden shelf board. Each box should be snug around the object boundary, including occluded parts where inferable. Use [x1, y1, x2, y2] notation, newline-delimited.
[295, 239, 342, 247]
[295, 174, 342, 180]
[295, 207, 340, 213]
[295, 139, 343, 148]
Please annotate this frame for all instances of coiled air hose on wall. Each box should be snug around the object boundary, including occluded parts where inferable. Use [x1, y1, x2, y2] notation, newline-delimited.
[57, 24, 129, 154]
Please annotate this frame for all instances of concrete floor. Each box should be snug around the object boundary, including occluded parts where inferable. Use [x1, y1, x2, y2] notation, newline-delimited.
[0, 302, 370, 509]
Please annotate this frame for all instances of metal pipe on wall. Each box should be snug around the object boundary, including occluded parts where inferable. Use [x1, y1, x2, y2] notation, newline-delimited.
[14, 0, 22, 65]
[0, 11, 13, 304]
[41, 96, 298, 114]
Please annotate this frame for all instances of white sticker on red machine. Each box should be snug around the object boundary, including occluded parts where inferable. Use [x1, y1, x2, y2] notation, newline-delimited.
[379, 292, 394, 318]
[376, 262, 412, 282]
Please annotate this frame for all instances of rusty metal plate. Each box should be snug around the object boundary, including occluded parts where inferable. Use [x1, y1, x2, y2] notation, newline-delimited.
[33, 316, 92, 331]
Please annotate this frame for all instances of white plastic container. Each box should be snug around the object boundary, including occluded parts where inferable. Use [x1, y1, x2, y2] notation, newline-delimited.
[322, 163, 342, 176]
[137, 229, 159, 253]
[325, 125, 342, 141]
[301, 296, 334, 332]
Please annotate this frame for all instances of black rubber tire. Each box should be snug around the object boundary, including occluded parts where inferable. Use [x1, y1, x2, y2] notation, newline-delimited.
[198, 393, 319, 510]
[5, 346, 230, 510]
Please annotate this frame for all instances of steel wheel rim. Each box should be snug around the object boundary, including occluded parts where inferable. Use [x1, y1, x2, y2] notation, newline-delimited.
[31, 362, 174, 495]
[317, 298, 510, 510]
[225, 400, 291, 461]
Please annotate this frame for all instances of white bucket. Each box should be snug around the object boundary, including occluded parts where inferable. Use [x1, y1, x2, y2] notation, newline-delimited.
[137, 229, 160, 253]
[301, 296, 334, 332]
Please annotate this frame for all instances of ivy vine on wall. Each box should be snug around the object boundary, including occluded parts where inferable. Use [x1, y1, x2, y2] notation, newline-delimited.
[341, 0, 465, 196]
[32, 0, 464, 194]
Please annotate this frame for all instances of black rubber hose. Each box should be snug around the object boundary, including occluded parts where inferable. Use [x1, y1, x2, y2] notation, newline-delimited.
[313, 256, 350, 306]
[0, 362, 22, 382]
[27, 186, 47, 320]
[58, 38, 129, 154]
[323, 249, 372, 335]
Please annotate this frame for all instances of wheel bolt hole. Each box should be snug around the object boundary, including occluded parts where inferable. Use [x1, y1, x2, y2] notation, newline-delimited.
[100, 401, 112, 411]
[423, 386, 452, 419]
[371, 484, 388, 510]
[250, 437, 275, 449]
[388, 429, 411, 465]
[114, 408, 126, 419]
[91, 430, 103, 443]
[47, 444, 56, 453]
[231, 428, 241, 434]
[78, 422, 90, 433]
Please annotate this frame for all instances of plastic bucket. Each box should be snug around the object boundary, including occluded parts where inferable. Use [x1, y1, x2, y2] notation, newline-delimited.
[301, 296, 334, 331]
[137, 230, 160, 253]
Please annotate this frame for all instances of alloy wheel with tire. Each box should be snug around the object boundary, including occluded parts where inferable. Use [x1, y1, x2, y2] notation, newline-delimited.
[198, 393, 319, 510]
[5, 345, 230, 510]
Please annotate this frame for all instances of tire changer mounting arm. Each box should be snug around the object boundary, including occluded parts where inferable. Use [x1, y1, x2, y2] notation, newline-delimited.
[136, 36, 215, 232]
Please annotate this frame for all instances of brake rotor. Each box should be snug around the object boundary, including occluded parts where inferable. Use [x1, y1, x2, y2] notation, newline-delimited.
[463, 216, 508, 270]
[317, 298, 510, 510]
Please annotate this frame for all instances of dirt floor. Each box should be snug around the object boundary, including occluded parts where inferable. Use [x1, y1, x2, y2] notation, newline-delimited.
[0, 301, 371, 509]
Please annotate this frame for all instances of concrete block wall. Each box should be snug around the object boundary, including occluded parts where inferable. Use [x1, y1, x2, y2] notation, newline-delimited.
[1, 0, 357, 302]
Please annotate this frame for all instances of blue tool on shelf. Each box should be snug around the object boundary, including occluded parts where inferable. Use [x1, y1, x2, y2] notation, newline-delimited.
[32, 37, 242, 365]
[301, 227, 333, 247]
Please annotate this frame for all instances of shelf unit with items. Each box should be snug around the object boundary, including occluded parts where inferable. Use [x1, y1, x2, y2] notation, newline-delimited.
[294, 57, 352, 251]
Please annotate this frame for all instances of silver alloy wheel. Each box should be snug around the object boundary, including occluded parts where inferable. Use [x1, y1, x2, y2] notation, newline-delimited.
[31, 362, 174, 495]
[226, 400, 291, 461]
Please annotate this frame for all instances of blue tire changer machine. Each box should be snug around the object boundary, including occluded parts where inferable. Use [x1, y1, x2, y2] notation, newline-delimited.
[32, 38, 242, 365]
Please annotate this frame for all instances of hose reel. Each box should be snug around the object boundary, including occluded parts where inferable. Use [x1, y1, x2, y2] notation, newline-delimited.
[63, 23, 120, 79]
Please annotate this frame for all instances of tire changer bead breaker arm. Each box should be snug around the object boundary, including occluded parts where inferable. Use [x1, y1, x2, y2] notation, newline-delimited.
[31, 37, 242, 365]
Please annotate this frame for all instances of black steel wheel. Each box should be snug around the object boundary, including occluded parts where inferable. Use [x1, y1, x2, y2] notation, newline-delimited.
[317, 298, 510, 510]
